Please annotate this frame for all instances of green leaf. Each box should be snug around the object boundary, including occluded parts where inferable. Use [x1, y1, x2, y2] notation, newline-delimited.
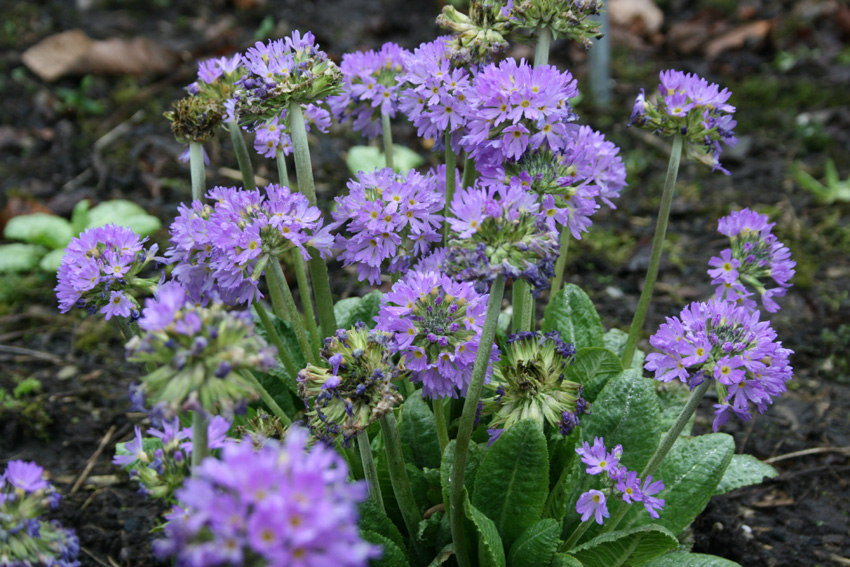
[655, 381, 695, 437]
[426, 543, 455, 567]
[360, 530, 410, 567]
[0, 244, 47, 273]
[472, 419, 549, 548]
[507, 518, 560, 567]
[582, 369, 661, 474]
[252, 366, 298, 414]
[464, 493, 507, 567]
[346, 145, 424, 176]
[71, 199, 90, 235]
[360, 497, 407, 555]
[38, 248, 66, 272]
[565, 347, 623, 403]
[440, 440, 485, 510]
[552, 553, 584, 567]
[542, 285, 604, 351]
[251, 308, 306, 393]
[3, 213, 73, 250]
[643, 552, 741, 567]
[714, 454, 777, 495]
[86, 200, 162, 236]
[335, 290, 383, 329]
[622, 434, 735, 535]
[399, 390, 442, 470]
[603, 328, 645, 371]
[570, 524, 678, 567]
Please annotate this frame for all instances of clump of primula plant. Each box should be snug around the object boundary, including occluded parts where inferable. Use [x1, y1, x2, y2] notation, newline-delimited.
[49, 3, 796, 565]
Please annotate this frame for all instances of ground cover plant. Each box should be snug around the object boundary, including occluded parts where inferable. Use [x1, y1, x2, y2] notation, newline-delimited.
[2, 0, 849, 566]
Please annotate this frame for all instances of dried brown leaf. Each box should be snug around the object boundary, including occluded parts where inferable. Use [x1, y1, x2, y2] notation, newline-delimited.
[704, 20, 773, 60]
[608, 0, 664, 36]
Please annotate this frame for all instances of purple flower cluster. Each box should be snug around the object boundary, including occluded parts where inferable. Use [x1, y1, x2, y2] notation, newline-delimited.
[112, 417, 231, 500]
[645, 298, 794, 431]
[55, 224, 159, 320]
[166, 184, 333, 305]
[251, 102, 331, 158]
[575, 437, 665, 524]
[1, 460, 80, 567]
[462, 58, 578, 172]
[328, 42, 409, 138]
[631, 69, 737, 174]
[375, 270, 497, 399]
[187, 54, 243, 98]
[444, 180, 559, 295]
[709, 208, 795, 313]
[154, 429, 380, 566]
[398, 37, 473, 149]
[331, 167, 445, 284]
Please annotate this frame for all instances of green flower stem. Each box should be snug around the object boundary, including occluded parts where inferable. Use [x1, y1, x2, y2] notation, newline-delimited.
[602, 378, 712, 534]
[382, 112, 394, 171]
[461, 156, 477, 188]
[116, 318, 156, 374]
[560, 519, 592, 552]
[287, 99, 338, 335]
[512, 280, 533, 332]
[268, 258, 316, 365]
[263, 259, 292, 324]
[189, 142, 206, 202]
[241, 369, 292, 426]
[433, 398, 450, 453]
[621, 134, 683, 368]
[379, 412, 427, 562]
[228, 119, 255, 191]
[449, 276, 506, 567]
[534, 26, 552, 67]
[443, 129, 457, 245]
[191, 411, 209, 472]
[253, 301, 300, 393]
[276, 148, 289, 187]
[357, 430, 385, 511]
[292, 253, 321, 363]
[550, 227, 571, 297]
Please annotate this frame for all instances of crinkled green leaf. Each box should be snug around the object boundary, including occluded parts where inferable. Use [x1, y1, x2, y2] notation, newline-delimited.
[603, 328, 645, 371]
[3, 213, 72, 250]
[360, 529, 410, 567]
[86, 200, 161, 236]
[643, 552, 741, 567]
[335, 290, 383, 329]
[714, 454, 777, 495]
[71, 199, 90, 235]
[346, 144, 424, 176]
[360, 497, 406, 556]
[472, 419, 549, 548]
[570, 524, 678, 567]
[565, 347, 623, 403]
[38, 248, 66, 272]
[656, 380, 695, 437]
[464, 493, 507, 567]
[508, 518, 560, 567]
[426, 543, 455, 567]
[440, 440, 484, 510]
[0, 244, 47, 273]
[552, 553, 584, 567]
[542, 284, 604, 351]
[399, 390, 442, 470]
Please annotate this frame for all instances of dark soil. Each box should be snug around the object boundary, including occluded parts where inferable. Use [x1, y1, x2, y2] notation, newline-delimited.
[1, 0, 849, 566]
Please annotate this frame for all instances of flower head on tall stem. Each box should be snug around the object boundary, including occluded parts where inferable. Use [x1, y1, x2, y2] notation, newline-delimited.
[709, 208, 795, 313]
[251, 102, 331, 158]
[375, 269, 499, 399]
[502, 0, 604, 48]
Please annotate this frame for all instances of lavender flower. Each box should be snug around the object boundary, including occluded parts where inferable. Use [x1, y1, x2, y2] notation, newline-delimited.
[709, 208, 795, 313]
[630, 70, 737, 174]
[1, 460, 81, 567]
[251, 102, 331, 158]
[644, 299, 794, 431]
[483, 330, 584, 434]
[576, 489, 609, 525]
[298, 327, 405, 442]
[328, 42, 409, 138]
[126, 282, 276, 418]
[154, 429, 380, 566]
[55, 225, 159, 320]
[375, 269, 498, 398]
[331, 167, 445, 284]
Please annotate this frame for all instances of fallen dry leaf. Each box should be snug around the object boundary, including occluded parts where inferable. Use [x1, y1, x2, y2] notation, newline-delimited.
[608, 0, 664, 36]
[704, 20, 773, 60]
[22, 29, 181, 82]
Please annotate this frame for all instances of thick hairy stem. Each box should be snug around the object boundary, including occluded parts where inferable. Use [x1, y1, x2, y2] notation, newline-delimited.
[268, 258, 316, 365]
[191, 411, 209, 473]
[228, 119, 255, 191]
[442, 129, 456, 245]
[382, 112, 394, 171]
[534, 26, 551, 67]
[433, 398, 449, 453]
[276, 148, 289, 187]
[357, 430, 385, 511]
[461, 156, 477, 189]
[189, 142, 206, 202]
[560, 519, 592, 552]
[550, 228, 571, 297]
[241, 369, 292, 425]
[291, 253, 321, 363]
[253, 301, 299, 391]
[512, 280, 534, 332]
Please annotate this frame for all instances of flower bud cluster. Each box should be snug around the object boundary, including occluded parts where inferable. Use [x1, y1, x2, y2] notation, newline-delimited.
[126, 283, 277, 418]
[630, 69, 738, 174]
[645, 298, 793, 431]
[55, 224, 160, 320]
[375, 270, 498, 399]
[328, 42, 409, 138]
[709, 208, 795, 313]
[503, 0, 604, 48]
[436, 2, 512, 64]
[1, 460, 80, 567]
[298, 326, 406, 443]
[575, 437, 666, 524]
[483, 330, 584, 436]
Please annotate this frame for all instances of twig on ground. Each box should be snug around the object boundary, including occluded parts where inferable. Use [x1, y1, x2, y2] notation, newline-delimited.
[0, 345, 64, 364]
[71, 424, 117, 495]
[765, 446, 850, 464]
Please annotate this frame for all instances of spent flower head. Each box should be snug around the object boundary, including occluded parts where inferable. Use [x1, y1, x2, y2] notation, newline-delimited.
[436, 1, 512, 64]
[154, 429, 380, 566]
[298, 326, 406, 443]
[375, 269, 498, 399]
[504, 0, 604, 48]
[126, 282, 277, 418]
